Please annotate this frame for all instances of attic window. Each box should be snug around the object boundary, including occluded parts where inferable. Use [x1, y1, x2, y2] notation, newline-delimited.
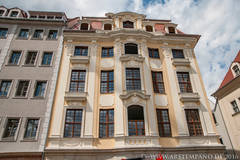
[104, 24, 112, 30]
[80, 23, 89, 30]
[10, 11, 18, 17]
[232, 65, 240, 76]
[39, 16, 45, 19]
[56, 16, 62, 19]
[146, 25, 153, 32]
[47, 16, 54, 19]
[0, 10, 4, 16]
[123, 21, 134, 28]
[168, 27, 175, 34]
[30, 15, 37, 18]
[125, 43, 138, 54]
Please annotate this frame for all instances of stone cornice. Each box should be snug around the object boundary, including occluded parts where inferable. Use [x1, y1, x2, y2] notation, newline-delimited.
[119, 55, 145, 62]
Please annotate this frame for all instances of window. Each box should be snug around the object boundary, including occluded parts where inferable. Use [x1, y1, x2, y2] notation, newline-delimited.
[39, 15, 45, 19]
[185, 109, 203, 136]
[74, 46, 88, 56]
[0, 10, 4, 16]
[3, 119, 19, 139]
[99, 109, 114, 138]
[125, 43, 138, 54]
[18, 29, 29, 38]
[177, 72, 192, 93]
[231, 100, 239, 113]
[47, 30, 57, 39]
[152, 71, 165, 93]
[156, 109, 171, 137]
[168, 27, 175, 34]
[41, 52, 53, 65]
[33, 29, 43, 39]
[0, 80, 12, 97]
[123, 21, 134, 28]
[10, 11, 18, 17]
[100, 71, 114, 93]
[25, 51, 37, 65]
[80, 23, 89, 30]
[0, 28, 8, 38]
[24, 119, 39, 139]
[146, 25, 153, 32]
[148, 48, 159, 58]
[128, 106, 145, 136]
[15, 80, 29, 97]
[30, 15, 37, 18]
[232, 65, 240, 76]
[56, 16, 62, 20]
[8, 51, 21, 65]
[34, 81, 47, 97]
[126, 68, 141, 91]
[69, 70, 86, 92]
[101, 47, 113, 57]
[47, 16, 54, 19]
[172, 49, 185, 58]
[64, 109, 83, 137]
[104, 24, 112, 30]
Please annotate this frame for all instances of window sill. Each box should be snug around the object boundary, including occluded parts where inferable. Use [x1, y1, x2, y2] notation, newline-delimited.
[5, 64, 19, 66]
[101, 56, 114, 58]
[16, 37, 29, 40]
[0, 138, 17, 142]
[149, 57, 160, 59]
[39, 65, 52, 67]
[46, 38, 57, 41]
[154, 92, 166, 95]
[21, 138, 38, 142]
[0, 36, 7, 39]
[100, 92, 114, 95]
[12, 96, 28, 99]
[232, 111, 240, 117]
[31, 38, 43, 40]
[22, 64, 36, 67]
[0, 96, 8, 99]
[31, 96, 45, 100]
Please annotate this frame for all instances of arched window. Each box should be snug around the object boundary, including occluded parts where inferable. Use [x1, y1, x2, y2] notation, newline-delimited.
[124, 43, 138, 54]
[123, 21, 134, 28]
[146, 25, 153, 32]
[80, 23, 89, 30]
[128, 105, 145, 136]
[104, 24, 112, 30]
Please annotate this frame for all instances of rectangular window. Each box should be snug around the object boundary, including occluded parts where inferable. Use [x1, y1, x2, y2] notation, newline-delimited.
[69, 70, 86, 92]
[185, 109, 203, 136]
[232, 65, 240, 76]
[24, 119, 39, 139]
[18, 29, 29, 38]
[64, 109, 83, 137]
[0, 80, 12, 97]
[99, 109, 114, 138]
[47, 30, 58, 39]
[126, 68, 141, 91]
[10, 11, 18, 17]
[100, 71, 114, 93]
[34, 81, 47, 97]
[39, 15, 45, 19]
[47, 16, 54, 19]
[148, 48, 159, 58]
[172, 49, 185, 58]
[25, 51, 37, 65]
[0, 10, 4, 16]
[41, 52, 53, 65]
[3, 118, 19, 139]
[33, 29, 43, 39]
[101, 47, 114, 57]
[74, 46, 88, 56]
[0, 28, 8, 38]
[15, 80, 29, 97]
[156, 109, 171, 137]
[8, 51, 21, 65]
[152, 71, 165, 93]
[177, 72, 192, 93]
[168, 27, 175, 34]
[231, 100, 240, 113]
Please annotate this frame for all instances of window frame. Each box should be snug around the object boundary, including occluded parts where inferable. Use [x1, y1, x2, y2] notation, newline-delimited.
[101, 47, 114, 58]
[47, 29, 58, 40]
[8, 50, 22, 66]
[1, 118, 21, 141]
[185, 109, 203, 136]
[41, 51, 53, 66]
[69, 70, 86, 93]
[232, 65, 240, 76]
[145, 25, 153, 32]
[168, 27, 176, 34]
[176, 72, 193, 93]
[32, 29, 44, 40]
[172, 49, 185, 59]
[18, 28, 30, 39]
[156, 109, 172, 137]
[9, 11, 19, 17]
[151, 71, 165, 94]
[74, 46, 88, 56]
[231, 100, 240, 113]
[125, 68, 141, 91]
[103, 24, 112, 30]
[99, 109, 114, 138]
[0, 28, 8, 39]
[0, 79, 13, 98]
[15, 80, 30, 98]
[124, 43, 138, 55]
[24, 51, 38, 66]
[148, 48, 160, 58]
[100, 70, 114, 94]
[80, 23, 89, 30]
[33, 80, 47, 98]
[0, 10, 5, 16]
[23, 118, 40, 141]
[123, 21, 134, 29]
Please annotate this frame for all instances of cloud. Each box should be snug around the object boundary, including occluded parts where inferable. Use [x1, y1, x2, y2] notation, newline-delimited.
[0, 0, 239, 102]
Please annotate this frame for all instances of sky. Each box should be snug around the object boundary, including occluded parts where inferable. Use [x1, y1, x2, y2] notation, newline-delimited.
[1, 0, 239, 101]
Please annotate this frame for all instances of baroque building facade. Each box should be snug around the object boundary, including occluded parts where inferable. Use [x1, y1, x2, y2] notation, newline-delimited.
[0, 6, 66, 159]
[45, 12, 224, 160]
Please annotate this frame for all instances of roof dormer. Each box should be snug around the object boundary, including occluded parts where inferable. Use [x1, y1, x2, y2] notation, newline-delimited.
[231, 62, 240, 77]
[8, 8, 27, 18]
[0, 6, 7, 17]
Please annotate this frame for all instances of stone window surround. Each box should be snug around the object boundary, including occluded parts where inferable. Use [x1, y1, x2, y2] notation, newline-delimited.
[46, 29, 59, 40]
[32, 80, 48, 99]
[0, 79, 14, 98]
[231, 62, 240, 78]
[31, 28, 45, 40]
[71, 44, 90, 57]
[6, 50, 23, 66]
[61, 106, 86, 138]
[21, 117, 41, 141]
[22, 50, 39, 66]
[0, 8, 7, 17]
[79, 21, 90, 31]
[39, 51, 54, 67]
[13, 79, 31, 98]
[8, 9, 20, 18]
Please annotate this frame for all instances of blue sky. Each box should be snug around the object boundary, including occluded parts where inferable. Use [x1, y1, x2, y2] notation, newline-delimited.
[0, 0, 239, 101]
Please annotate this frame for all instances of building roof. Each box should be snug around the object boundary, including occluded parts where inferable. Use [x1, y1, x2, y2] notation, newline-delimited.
[218, 50, 240, 89]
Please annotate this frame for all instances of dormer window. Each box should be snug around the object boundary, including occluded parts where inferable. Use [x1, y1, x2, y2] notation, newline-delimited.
[80, 23, 89, 30]
[146, 25, 153, 32]
[10, 11, 18, 17]
[125, 43, 138, 55]
[123, 21, 134, 28]
[168, 27, 175, 34]
[232, 65, 240, 76]
[104, 24, 112, 30]
[30, 15, 37, 18]
[39, 15, 45, 19]
[47, 16, 54, 19]
[56, 16, 62, 20]
[0, 10, 4, 16]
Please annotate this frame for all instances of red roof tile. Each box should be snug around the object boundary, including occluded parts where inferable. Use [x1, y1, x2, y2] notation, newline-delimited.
[219, 50, 240, 89]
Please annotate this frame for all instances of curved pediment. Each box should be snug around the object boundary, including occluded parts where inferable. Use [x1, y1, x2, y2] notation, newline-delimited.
[120, 90, 150, 100]
[120, 55, 144, 63]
